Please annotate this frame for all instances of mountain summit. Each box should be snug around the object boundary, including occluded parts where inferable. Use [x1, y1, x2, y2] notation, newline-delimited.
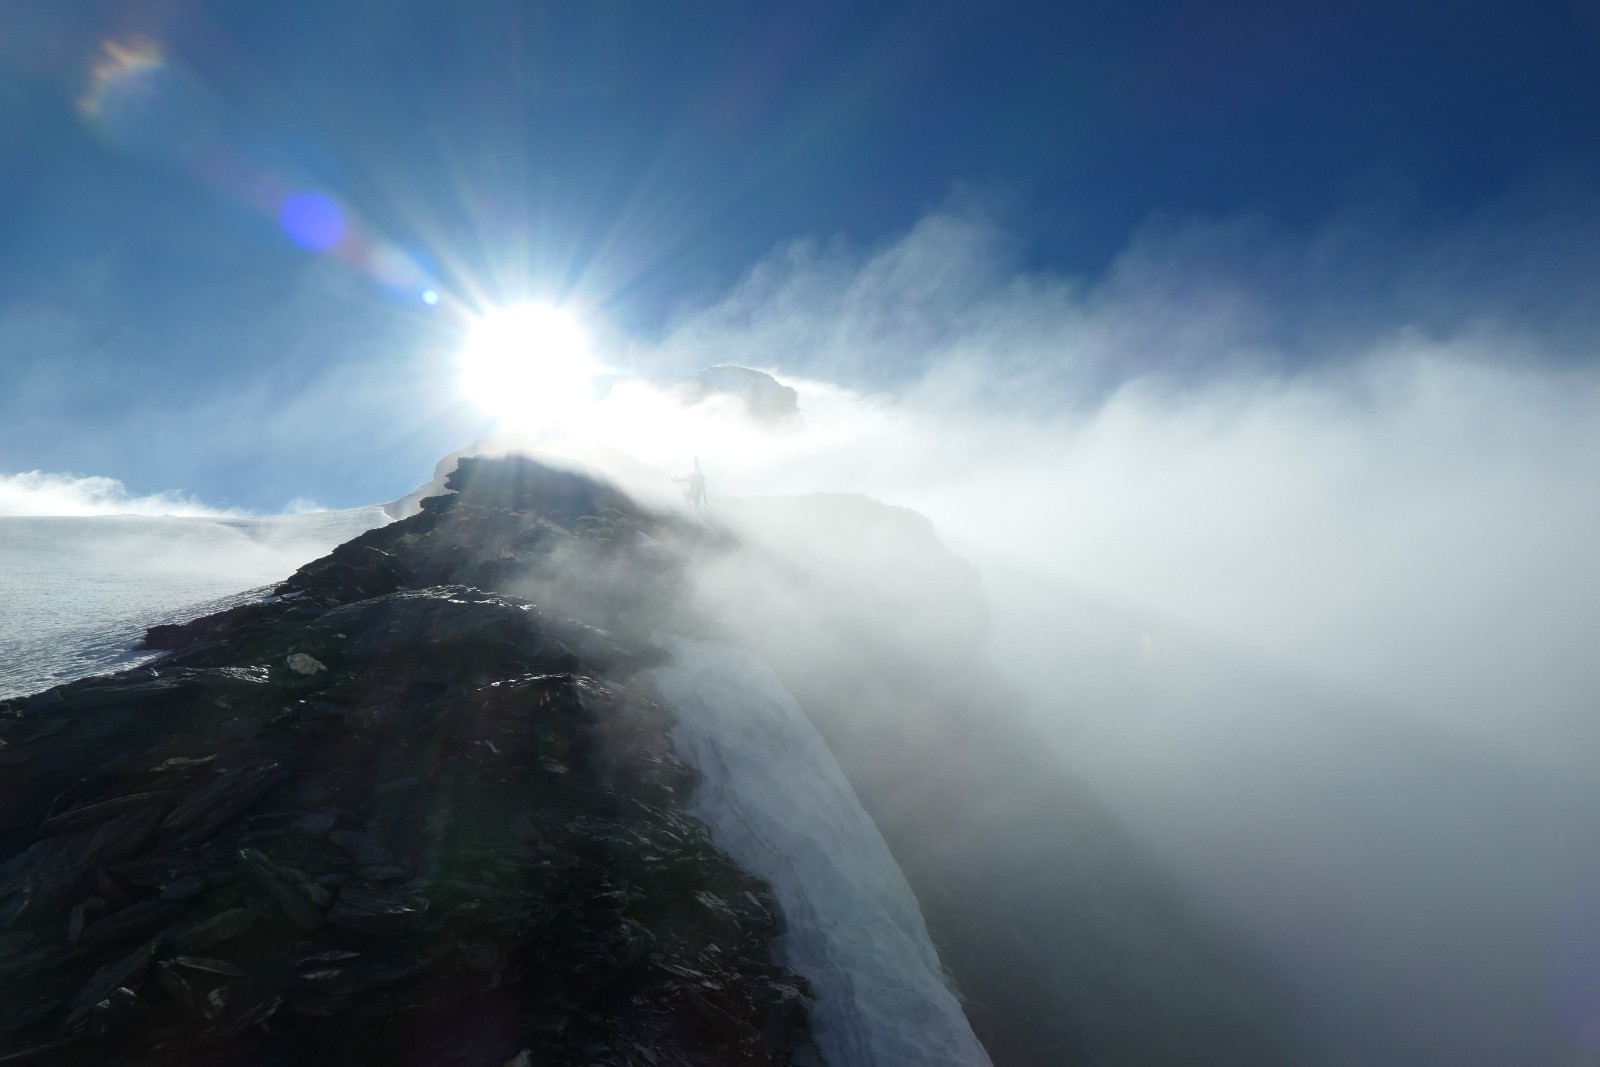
[0, 454, 1300, 1065]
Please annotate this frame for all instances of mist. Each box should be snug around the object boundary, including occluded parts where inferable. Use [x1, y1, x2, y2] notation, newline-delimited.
[533, 202, 1600, 1065]
[0, 470, 232, 517]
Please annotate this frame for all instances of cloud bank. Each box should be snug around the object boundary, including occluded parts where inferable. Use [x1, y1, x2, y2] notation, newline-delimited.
[612, 204, 1600, 768]
[0, 470, 235, 517]
[559, 200, 1600, 1065]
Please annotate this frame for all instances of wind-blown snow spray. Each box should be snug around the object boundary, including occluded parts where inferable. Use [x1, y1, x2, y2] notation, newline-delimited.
[650, 633, 992, 1067]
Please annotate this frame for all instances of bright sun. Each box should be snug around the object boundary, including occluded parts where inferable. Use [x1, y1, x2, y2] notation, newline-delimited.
[458, 303, 598, 429]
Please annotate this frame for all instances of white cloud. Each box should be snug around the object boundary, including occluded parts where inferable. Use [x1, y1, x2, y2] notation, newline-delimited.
[568, 203, 1600, 1065]
[0, 470, 234, 517]
[613, 207, 1600, 766]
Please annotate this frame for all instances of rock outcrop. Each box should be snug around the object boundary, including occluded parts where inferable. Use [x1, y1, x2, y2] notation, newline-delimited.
[0, 456, 810, 1066]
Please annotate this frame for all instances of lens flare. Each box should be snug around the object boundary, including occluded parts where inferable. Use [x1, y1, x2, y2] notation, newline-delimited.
[78, 37, 166, 124]
[459, 304, 599, 429]
[77, 36, 215, 163]
[278, 192, 346, 252]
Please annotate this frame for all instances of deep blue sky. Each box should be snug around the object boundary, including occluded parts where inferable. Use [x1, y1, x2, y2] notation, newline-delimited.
[3, 0, 1600, 509]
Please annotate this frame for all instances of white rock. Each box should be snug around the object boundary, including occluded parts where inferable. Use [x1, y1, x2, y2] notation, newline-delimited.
[286, 652, 326, 675]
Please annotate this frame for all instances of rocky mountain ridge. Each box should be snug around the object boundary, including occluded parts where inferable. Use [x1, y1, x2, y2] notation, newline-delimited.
[0, 457, 812, 1065]
[0, 452, 1304, 1066]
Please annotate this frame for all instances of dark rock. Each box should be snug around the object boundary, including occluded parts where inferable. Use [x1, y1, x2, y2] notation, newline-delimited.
[157, 760, 280, 846]
[168, 908, 255, 953]
[238, 849, 328, 930]
[63, 941, 155, 1033]
[0, 456, 813, 1066]
[289, 810, 337, 840]
[327, 830, 393, 867]
[0, 807, 164, 926]
[167, 955, 246, 979]
[20, 690, 63, 712]
[103, 853, 208, 894]
[326, 885, 426, 935]
[76, 899, 180, 950]
[85, 985, 140, 1038]
[157, 875, 210, 901]
[38, 792, 175, 838]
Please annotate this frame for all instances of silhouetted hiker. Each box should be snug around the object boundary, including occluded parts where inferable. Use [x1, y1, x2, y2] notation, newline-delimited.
[676, 457, 708, 506]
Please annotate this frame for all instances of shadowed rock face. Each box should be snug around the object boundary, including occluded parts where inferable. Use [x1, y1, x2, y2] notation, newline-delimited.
[0, 456, 811, 1066]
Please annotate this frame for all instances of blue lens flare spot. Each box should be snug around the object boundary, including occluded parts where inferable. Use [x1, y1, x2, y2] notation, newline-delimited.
[421, 289, 440, 305]
[278, 192, 345, 252]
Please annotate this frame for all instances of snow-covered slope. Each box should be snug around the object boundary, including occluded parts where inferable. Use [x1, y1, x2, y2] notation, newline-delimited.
[651, 632, 992, 1067]
[0, 508, 389, 698]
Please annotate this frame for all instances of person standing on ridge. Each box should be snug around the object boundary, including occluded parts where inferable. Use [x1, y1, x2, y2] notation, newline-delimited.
[676, 457, 708, 506]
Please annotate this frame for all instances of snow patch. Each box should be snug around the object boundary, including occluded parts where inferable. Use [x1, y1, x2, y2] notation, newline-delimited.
[650, 632, 991, 1067]
[0, 508, 389, 698]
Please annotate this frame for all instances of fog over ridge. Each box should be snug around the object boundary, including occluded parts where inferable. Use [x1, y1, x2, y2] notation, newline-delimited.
[625, 204, 1600, 766]
[597, 202, 1600, 1065]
